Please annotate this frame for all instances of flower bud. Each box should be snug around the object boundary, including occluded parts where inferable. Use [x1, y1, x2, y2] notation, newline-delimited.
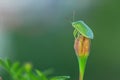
[74, 35, 90, 56]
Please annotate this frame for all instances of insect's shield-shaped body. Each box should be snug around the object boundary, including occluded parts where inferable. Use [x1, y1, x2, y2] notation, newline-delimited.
[72, 20, 94, 39]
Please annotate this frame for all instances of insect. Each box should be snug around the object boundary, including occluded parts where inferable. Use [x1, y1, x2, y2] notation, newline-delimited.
[72, 20, 94, 80]
[72, 20, 94, 39]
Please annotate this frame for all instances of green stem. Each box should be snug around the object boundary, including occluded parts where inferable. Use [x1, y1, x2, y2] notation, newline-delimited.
[78, 56, 88, 80]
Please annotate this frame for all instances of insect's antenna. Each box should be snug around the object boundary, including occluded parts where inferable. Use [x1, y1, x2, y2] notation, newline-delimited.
[72, 11, 76, 22]
[65, 11, 76, 24]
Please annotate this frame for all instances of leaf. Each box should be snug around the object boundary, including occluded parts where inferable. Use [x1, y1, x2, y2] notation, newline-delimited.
[5, 59, 12, 70]
[11, 62, 20, 71]
[0, 59, 70, 80]
[36, 69, 48, 80]
[43, 68, 54, 76]
[0, 59, 5, 67]
[50, 76, 70, 80]
[0, 59, 11, 72]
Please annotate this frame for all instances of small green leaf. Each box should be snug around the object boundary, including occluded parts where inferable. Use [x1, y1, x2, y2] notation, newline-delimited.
[50, 76, 70, 80]
[5, 59, 12, 69]
[0, 59, 5, 67]
[36, 69, 48, 80]
[0, 59, 11, 72]
[11, 62, 20, 71]
[43, 68, 54, 76]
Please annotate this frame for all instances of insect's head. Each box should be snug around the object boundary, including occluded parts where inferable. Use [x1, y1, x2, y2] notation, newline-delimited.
[72, 22, 77, 28]
[72, 20, 94, 39]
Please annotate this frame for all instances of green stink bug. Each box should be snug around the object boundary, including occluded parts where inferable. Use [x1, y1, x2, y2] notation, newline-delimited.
[72, 20, 94, 39]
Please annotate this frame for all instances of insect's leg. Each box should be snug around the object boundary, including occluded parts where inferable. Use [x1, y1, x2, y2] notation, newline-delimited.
[77, 32, 81, 37]
[73, 29, 78, 38]
[75, 25, 82, 37]
[73, 29, 76, 38]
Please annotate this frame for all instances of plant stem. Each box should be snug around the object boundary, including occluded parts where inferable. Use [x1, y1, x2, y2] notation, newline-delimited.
[78, 56, 88, 80]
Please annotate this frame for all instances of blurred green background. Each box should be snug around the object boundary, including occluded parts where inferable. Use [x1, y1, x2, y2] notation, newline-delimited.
[0, 0, 120, 80]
